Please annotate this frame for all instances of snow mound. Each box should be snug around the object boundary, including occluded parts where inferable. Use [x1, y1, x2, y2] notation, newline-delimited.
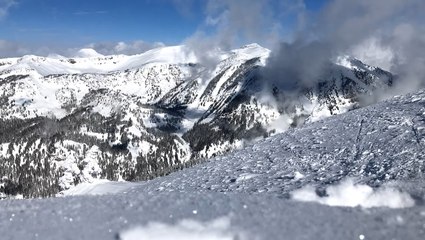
[120, 217, 245, 240]
[74, 48, 104, 58]
[291, 179, 415, 209]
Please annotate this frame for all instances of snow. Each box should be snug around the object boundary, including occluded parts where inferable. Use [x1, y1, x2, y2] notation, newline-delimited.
[119, 45, 197, 69]
[306, 93, 356, 123]
[232, 43, 270, 65]
[0, 143, 9, 156]
[1, 89, 425, 239]
[1, 191, 425, 240]
[294, 171, 304, 180]
[291, 179, 415, 209]
[0, 44, 424, 239]
[0, 45, 197, 77]
[335, 55, 358, 70]
[80, 126, 108, 141]
[236, 173, 261, 182]
[74, 48, 105, 58]
[267, 114, 293, 133]
[61, 179, 136, 196]
[120, 217, 242, 240]
[91, 104, 114, 117]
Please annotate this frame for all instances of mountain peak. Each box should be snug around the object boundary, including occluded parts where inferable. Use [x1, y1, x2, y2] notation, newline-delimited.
[75, 48, 104, 58]
[335, 55, 378, 71]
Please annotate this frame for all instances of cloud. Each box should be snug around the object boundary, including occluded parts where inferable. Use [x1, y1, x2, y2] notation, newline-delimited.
[0, 0, 17, 20]
[84, 41, 165, 56]
[318, 0, 425, 94]
[387, 23, 425, 94]
[171, 0, 196, 18]
[312, 0, 425, 69]
[261, 0, 425, 99]
[203, 0, 290, 49]
[0, 39, 30, 57]
[181, 0, 286, 68]
[350, 37, 395, 71]
[177, 0, 424, 103]
[73, 10, 108, 15]
[262, 40, 333, 91]
[2, 0, 425, 101]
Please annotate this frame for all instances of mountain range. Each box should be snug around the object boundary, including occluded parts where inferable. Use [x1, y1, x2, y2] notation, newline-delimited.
[0, 43, 394, 198]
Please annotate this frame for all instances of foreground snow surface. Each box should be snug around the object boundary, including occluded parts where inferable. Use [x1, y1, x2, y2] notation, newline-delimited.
[2, 89, 425, 239]
[1, 192, 425, 240]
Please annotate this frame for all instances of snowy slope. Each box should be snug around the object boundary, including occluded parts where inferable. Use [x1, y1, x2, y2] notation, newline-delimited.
[84, 88, 425, 199]
[1, 89, 425, 239]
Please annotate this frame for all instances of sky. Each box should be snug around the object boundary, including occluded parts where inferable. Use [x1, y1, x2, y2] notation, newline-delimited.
[0, 0, 327, 57]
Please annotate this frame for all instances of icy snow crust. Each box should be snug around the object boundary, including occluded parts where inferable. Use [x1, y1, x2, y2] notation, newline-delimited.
[1, 89, 425, 239]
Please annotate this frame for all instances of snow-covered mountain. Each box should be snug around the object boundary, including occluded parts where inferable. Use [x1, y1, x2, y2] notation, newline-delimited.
[1, 88, 425, 240]
[0, 43, 393, 197]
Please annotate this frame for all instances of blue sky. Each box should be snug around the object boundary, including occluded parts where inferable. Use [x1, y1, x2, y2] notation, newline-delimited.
[0, 0, 204, 44]
[0, 0, 328, 56]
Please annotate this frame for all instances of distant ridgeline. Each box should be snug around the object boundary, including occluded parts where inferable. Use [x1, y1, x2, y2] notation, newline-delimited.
[0, 45, 393, 198]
